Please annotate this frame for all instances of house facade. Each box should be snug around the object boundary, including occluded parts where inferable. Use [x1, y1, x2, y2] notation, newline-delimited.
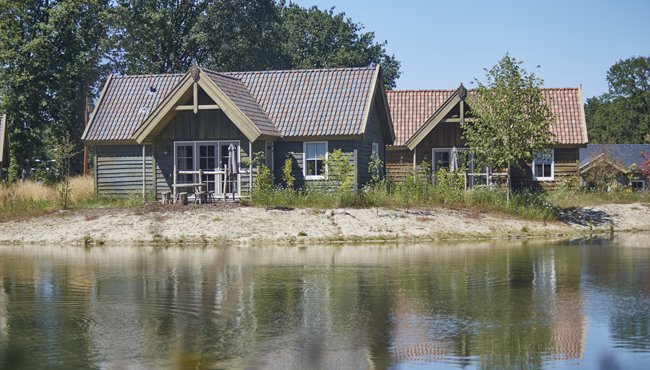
[385, 85, 589, 189]
[580, 144, 650, 190]
[82, 65, 394, 199]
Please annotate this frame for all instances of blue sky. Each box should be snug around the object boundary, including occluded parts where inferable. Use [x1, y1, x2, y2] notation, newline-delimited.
[290, 0, 650, 101]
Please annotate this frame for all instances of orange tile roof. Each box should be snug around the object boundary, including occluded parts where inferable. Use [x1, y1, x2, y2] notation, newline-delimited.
[387, 88, 587, 146]
[387, 90, 455, 146]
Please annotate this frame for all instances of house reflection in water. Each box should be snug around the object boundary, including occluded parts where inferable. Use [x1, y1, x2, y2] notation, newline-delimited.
[1, 240, 648, 369]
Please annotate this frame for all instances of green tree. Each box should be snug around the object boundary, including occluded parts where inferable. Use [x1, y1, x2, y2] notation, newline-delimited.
[0, 0, 111, 180]
[279, 3, 401, 89]
[585, 56, 650, 144]
[200, 0, 290, 72]
[110, 0, 211, 74]
[463, 54, 555, 202]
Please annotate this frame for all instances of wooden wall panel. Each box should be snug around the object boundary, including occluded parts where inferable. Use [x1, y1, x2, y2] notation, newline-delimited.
[96, 145, 152, 197]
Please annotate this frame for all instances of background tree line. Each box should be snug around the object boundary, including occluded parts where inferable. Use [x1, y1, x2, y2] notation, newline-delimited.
[585, 55, 649, 144]
[0, 0, 401, 182]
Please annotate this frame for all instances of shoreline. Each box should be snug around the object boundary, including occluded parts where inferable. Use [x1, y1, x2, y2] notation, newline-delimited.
[0, 202, 649, 246]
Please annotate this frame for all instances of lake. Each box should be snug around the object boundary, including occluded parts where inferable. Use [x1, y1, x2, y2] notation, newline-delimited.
[1, 235, 649, 369]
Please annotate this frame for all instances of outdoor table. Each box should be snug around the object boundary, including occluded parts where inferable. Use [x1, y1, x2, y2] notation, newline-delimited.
[172, 183, 206, 204]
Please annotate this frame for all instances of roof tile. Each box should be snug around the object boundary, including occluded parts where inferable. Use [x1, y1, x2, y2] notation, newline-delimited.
[387, 88, 587, 146]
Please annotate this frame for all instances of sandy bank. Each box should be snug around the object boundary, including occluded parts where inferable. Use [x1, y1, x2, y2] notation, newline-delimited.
[1, 203, 649, 245]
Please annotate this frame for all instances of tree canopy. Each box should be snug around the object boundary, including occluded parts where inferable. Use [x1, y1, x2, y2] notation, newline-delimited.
[463, 54, 555, 200]
[0, 0, 111, 181]
[280, 3, 400, 89]
[0, 0, 401, 181]
[585, 56, 650, 144]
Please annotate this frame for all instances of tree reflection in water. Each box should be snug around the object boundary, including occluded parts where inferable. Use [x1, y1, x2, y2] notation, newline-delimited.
[0, 235, 648, 369]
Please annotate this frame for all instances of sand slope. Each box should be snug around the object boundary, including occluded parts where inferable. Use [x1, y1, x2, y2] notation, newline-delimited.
[1, 203, 649, 245]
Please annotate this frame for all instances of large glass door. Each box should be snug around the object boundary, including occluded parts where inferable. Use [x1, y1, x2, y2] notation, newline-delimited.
[176, 144, 194, 184]
[174, 141, 241, 196]
[199, 144, 218, 192]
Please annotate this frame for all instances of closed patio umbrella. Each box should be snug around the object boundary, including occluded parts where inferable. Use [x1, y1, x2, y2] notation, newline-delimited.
[227, 143, 238, 178]
[450, 146, 460, 172]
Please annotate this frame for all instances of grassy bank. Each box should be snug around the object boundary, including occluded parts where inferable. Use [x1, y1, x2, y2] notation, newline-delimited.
[0, 176, 141, 223]
[2, 174, 649, 224]
[246, 176, 650, 222]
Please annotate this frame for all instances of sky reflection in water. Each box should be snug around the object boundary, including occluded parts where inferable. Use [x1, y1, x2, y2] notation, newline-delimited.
[0, 235, 649, 369]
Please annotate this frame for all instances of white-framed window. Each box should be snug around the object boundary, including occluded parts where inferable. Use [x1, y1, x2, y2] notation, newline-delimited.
[532, 149, 554, 181]
[631, 179, 646, 190]
[304, 141, 328, 179]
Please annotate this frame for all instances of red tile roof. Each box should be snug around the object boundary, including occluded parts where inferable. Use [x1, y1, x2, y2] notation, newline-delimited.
[387, 90, 455, 146]
[387, 87, 588, 146]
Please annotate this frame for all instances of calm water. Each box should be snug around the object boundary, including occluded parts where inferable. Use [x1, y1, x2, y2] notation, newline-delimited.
[1, 236, 650, 369]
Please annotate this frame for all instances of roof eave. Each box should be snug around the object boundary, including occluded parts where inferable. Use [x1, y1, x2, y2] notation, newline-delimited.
[132, 68, 264, 144]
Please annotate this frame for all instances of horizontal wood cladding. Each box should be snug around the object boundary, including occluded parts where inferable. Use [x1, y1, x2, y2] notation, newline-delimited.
[273, 140, 356, 189]
[386, 148, 413, 181]
[97, 145, 152, 196]
[511, 148, 580, 189]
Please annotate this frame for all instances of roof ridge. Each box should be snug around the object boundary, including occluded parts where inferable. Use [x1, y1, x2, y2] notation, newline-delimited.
[225, 66, 376, 75]
[200, 68, 244, 82]
[113, 73, 183, 78]
[387, 89, 457, 93]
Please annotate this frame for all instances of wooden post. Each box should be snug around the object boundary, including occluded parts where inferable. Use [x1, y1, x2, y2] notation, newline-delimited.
[152, 140, 157, 199]
[193, 83, 198, 114]
[223, 165, 227, 201]
[249, 141, 253, 199]
[142, 143, 146, 201]
[353, 149, 358, 190]
[173, 164, 177, 202]
[93, 149, 98, 196]
[84, 97, 89, 176]
[413, 148, 417, 181]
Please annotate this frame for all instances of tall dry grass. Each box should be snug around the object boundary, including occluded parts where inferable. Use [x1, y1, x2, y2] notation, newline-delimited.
[0, 180, 59, 202]
[0, 176, 95, 203]
[68, 175, 94, 202]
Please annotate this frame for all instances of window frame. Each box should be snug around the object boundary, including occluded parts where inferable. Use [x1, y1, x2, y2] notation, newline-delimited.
[431, 147, 492, 187]
[631, 179, 646, 190]
[532, 149, 555, 182]
[174, 140, 241, 195]
[303, 141, 328, 180]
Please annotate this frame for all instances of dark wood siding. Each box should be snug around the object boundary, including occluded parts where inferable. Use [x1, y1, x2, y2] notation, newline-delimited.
[357, 99, 386, 186]
[386, 148, 413, 181]
[157, 109, 248, 141]
[512, 148, 580, 189]
[273, 140, 356, 189]
[96, 145, 152, 197]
